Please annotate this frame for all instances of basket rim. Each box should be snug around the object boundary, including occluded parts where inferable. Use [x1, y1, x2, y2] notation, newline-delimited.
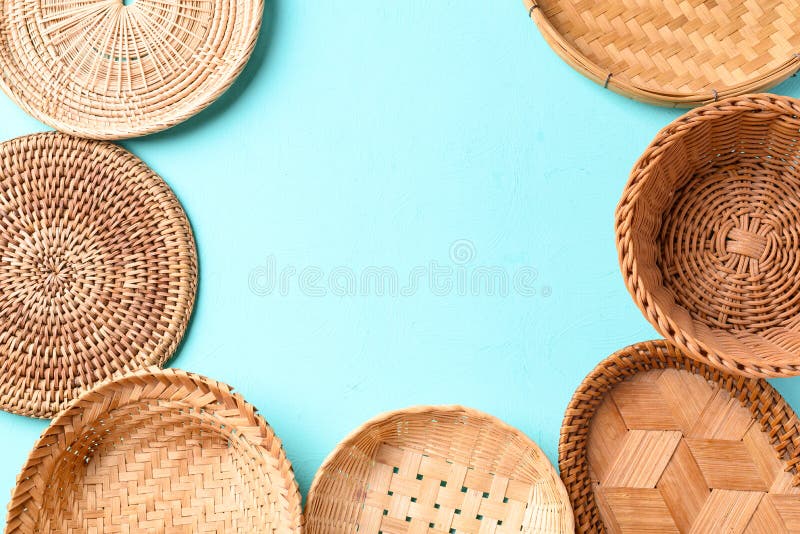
[306, 404, 573, 530]
[6, 366, 304, 533]
[0, 132, 199, 417]
[615, 93, 800, 377]
[0, 0, 264, 140]
[558, 339, 800, 533]
[524, 0, 800, 107]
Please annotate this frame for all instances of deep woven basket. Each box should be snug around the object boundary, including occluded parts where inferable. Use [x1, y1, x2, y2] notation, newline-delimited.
[560, 340, 800, 533]
[617, 94, 800, 377]
[0, 0, 263, 139]
[305, 405, 574, 534]
[0, 132, 197, 418]
[6, 367, 303, 533]
[525, 0, 800, 107]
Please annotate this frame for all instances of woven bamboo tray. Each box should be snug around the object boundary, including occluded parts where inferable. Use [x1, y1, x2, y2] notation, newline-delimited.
[617, 94, 800, 378]
[0, 0, 262, 139]
[305, 405, 573, 534]
[524, 0, 800, 107]
[0, 132, 197, 418]
[560, 340, 800, 533]
[6, 367, 303, 533]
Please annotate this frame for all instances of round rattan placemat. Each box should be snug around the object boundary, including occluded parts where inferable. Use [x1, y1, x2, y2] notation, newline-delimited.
[0, 0, 263, 139]
[6, 368, 303, 533]
[0, 132, 197, 418]
[306, 405, 574, 534]
[525, 0, 800, 107]
[560, 340, 800, 533]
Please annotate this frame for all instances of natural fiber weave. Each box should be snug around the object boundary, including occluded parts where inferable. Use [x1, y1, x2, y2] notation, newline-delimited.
[305, 405, 573, 534]
[560, 340, 800, 533]
[0, 132, 197, 418]
[6, 368, 303, 533]
[0, 0, 262, 139]
[525, 0, 800, 107]
[617, 94, 800, 377]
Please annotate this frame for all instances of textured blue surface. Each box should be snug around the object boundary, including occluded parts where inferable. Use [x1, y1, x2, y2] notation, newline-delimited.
[2, 0, 800, 526]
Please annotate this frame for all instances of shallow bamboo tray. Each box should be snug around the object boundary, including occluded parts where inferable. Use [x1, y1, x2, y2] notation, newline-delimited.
[306, 405, 573, 534]
[560, 340, 800, 533]
[617, 94, 800, 378]
[6, 367, 303, 533]
[0, 133, 197, 418]
[0, 0, 263, 139]
[524, 0, 800, 107]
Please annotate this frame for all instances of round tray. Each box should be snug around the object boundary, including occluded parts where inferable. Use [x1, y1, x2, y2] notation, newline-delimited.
[0, 0, 263, 139]
[306, 405, 574, 534]
[560, 340, 800, 533]
[617, 94, 800, 377]
[525, 0, 800, 107]
[6, 368, 303, 533]
[0, 133, 197, 418]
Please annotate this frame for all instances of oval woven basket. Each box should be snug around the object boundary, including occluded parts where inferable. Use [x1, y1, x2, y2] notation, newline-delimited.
[524, 0, 800, 107]
[305, 405, 574, 534]
[560, 340, 800, 533]
[0, 132, 197, 418]
[6, 367, 303, 533]
[0, 0, 263, 139]
[617, 94, 800, 377]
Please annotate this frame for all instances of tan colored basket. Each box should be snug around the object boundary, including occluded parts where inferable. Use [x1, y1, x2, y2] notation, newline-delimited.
[305, 405, 574, 534]
[524, 0, 800, 107]
[0, 132, 197, 418]
[616, 94, 800, 377]
[6, 367, 303, 533]
[560, 340, 800, 533]
[0, 0, 262, 139]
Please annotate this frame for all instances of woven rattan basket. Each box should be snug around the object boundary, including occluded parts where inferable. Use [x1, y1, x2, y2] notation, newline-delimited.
[560, 340, 800, 533]
[0, 0, 262, 139]
[305, 405, 574, 534]
[6, 367, 303, 533]
[524, 0, 800, 107]
[617, 94, 800, 378]
[0, 132, 197, 418]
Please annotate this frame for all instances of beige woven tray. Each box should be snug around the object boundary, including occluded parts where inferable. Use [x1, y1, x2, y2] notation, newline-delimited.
[0, 133, 197, 418]
[560, 340, 800, 533]
[306, 405, 573, 534]
[6, 368, 303, 533]
[617, 94, 800, 378]
[525, 0, 800, 107]
[0, 0, 263, 139]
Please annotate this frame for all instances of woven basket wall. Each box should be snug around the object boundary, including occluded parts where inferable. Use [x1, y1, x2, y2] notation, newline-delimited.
[305, 405, 574, 534]
[0, 133, 197, 418]
[560, 340, 800, 533]
[525, 0, 800, 107]
[617, 94, 800, 377]
[6, 368, 303, 533]
[0, 0, 263, 139]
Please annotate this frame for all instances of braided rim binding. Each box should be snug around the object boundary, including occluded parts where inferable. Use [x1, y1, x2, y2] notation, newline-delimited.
[558, 340, 800, 533]
[6, 367, 304, 533]
[306, 405, 574, 534]
[616, 93, 800, 377]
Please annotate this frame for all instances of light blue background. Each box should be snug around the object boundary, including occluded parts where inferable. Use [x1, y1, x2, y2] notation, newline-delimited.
[2, 0, 800, 526]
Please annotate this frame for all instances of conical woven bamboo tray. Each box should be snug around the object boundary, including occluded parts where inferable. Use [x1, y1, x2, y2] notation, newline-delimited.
[305, 405, 574, 534]
[6, 368, 303, 533]
[524, 0, 800, 107]
[560, 340, 800, 533]
[0, 133, 197, 418]
[617, 94, 800, 378]
[0, 0, 262, 139]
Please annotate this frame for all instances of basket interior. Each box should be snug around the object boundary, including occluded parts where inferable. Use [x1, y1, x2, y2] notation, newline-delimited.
[307, 409, 571, 533]
[629, 107, 800, 369]
[31, 400, 284, 532]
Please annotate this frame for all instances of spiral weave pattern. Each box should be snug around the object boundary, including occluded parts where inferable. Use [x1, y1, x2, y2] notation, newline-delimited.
[0, 133, 197, 418]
